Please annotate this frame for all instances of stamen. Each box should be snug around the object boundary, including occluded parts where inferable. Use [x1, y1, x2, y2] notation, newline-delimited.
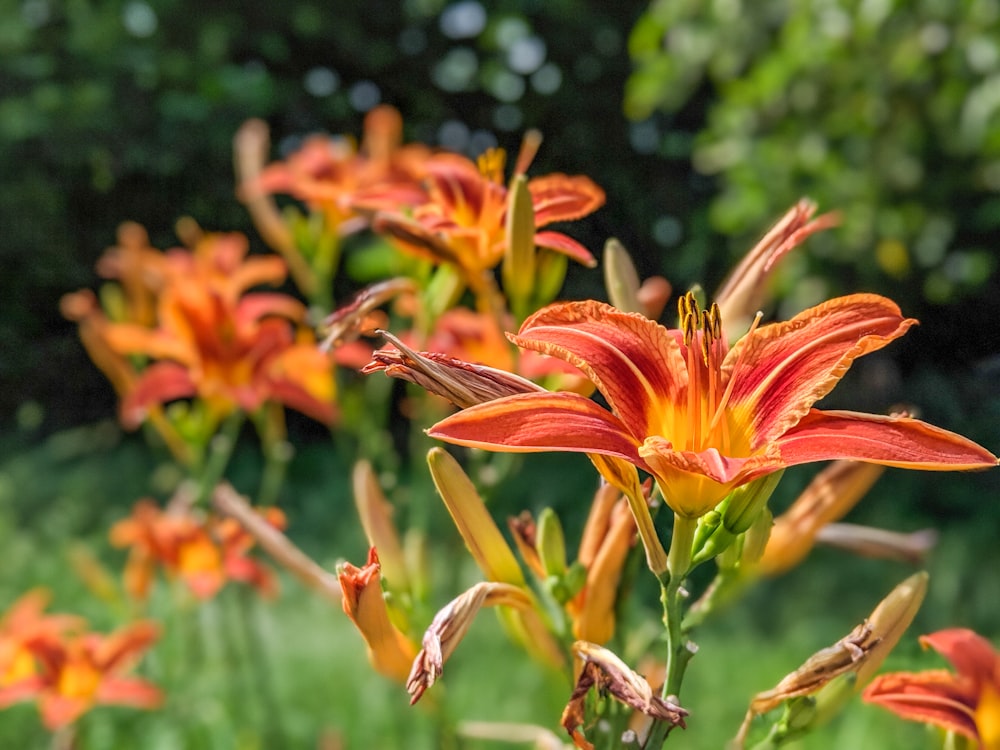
[709, 311, 764, 438]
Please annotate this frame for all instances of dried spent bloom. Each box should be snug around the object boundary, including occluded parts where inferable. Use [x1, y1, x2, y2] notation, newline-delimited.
[429, 294, 998, 519]
[863, 628, 1000, 749]
[735, 571, 928, 746]
[407, 582, 536, 704]
[0, 620, 161, 730]
[561, 641, 687, 750]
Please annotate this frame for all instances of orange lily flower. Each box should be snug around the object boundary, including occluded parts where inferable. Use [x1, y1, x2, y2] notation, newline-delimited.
[373, 146, 604, 278]
[0, 620, 161, 729]
[251, 105, 430, 232]
[110, 499, 283, 601]
[429, 293, 998, 518]
[0, 591, 85, 689]
[863, 628, 1000, 749]
[103, 232, 335, 427]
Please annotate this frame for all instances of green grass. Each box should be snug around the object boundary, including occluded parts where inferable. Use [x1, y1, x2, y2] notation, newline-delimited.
[1, 421, 996, 748]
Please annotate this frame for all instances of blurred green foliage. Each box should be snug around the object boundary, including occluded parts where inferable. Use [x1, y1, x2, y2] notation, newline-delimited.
[627, 0, 1000, 320]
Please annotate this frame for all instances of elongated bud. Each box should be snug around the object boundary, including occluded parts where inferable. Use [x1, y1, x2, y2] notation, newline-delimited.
[854, 571, 928, 685]
[733, 571, 928, 747]
[739, 506, 774, 566]
[507, 511, 546, 579]
[604, 238, 643, 314]
[572, 498, 636, 645]
[588, 455, 667, 576]
[352, 460, 409, 593]
[532, 248, 569, 308]
[722, 471, 783, 534]
[815, 524, 938, 565]
[426, 448, 525, 586]
[757, 461, 885, 577]
[689, 511, 730, 566]
[503, 174, 536, 317]
[536, 508, 568, 578]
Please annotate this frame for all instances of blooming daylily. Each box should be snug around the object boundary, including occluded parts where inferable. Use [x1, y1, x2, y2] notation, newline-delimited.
[110, 499, 283, 601]
[250, 105, 430, 233]
[0, 591, 85, 690]
[863, 628, 1000, 749]
[0, 620, 161, 730]
[428, 294, 998, 518]
[373, 145, 604, 281]
[103, 232, 335, 427]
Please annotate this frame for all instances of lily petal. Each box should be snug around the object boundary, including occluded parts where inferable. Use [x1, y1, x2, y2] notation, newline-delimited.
[534, 231, 598, 267]
[921, 629, 1000, 689]
[511, 301, 686, 439]
[727, 294, 916, 447]
[527, 174, 605, 225]
[428, 391, 646, 468]
[122, 363, 197, 428]
[776, 410, 999, 470]
[862, 669, 980, 742]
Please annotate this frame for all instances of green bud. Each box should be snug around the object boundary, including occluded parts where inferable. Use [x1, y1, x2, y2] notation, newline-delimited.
[722, 471, 784, 534]
[502, 174, 536, 317]
[424, 263, 466, 319]
[603, 238, 643, 313]
[563, 561, 588, 599]
[740, 506, 774, 566]
[536, 507, 568, 578]
[532, 249, 569, 309]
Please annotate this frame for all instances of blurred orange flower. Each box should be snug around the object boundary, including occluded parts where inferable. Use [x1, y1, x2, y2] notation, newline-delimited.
[0, 619, 161, 730]
[0, 591, 85, 690]
[100, 231, 335, 427]
[251, 105, 430, 232]
[863, 628, 1000, 749]
[374, 146, 604, 279]
[110, 499, 284, 601]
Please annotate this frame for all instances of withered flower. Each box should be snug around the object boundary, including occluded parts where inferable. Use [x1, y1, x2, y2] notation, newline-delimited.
[407, 582, 535, 704]
[561, 641, 687, 750]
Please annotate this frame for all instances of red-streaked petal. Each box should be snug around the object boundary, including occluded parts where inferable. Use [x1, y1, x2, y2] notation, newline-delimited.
[862, 669, 979, 742]
[726, 294, 916, 447]
[775, 410, 999, 470]
[121, 363, 197, 429]
[534, 231, 597, 267]
[510, 301, 686, 440]
[920, 629, 1000, 688]
[527, 174, 605, 225]
[428, 391, 647, 468]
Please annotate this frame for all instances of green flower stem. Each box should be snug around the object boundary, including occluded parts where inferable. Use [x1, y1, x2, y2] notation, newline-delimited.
[646, 513, 699, 748]
[196, 411, 244, 506]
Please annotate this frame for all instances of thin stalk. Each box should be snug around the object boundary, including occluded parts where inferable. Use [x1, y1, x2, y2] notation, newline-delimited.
[645, 513, 698, 748]
[195, 411, 244, 506]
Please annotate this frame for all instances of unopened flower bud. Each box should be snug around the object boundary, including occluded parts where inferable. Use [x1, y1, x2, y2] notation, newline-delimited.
[536, 507, 568, 578]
